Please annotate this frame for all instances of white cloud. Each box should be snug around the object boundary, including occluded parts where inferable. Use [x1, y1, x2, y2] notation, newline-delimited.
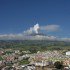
[59, 38, 70, 42]
[0, 33, 58, 40]
[0, 24, 69, 41]
[23, 23, 40, 35]
[40, 25, 60, 32]
[0, 33, 70, 41]
[23, 24, 60, 36]
[0, 34, 24, 40]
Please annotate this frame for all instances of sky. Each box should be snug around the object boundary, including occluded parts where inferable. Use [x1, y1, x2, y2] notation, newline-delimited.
[0, 0, 70, 40]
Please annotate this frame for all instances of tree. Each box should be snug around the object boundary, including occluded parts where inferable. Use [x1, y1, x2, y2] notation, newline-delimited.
[29, 46, 37, 53]
[54, 61, 63, 69]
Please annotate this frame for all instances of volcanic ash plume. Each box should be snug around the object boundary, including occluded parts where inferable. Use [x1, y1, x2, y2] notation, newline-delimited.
[33, 23, 40, 34]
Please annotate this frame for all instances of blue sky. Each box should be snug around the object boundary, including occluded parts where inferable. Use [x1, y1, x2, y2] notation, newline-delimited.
[0, 0, 70, 38]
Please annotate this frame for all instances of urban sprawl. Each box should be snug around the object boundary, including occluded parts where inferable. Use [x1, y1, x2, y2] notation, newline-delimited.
[0, 49, 70, 70]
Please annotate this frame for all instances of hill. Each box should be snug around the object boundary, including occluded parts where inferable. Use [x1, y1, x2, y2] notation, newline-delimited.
[0, 40, 70, 51]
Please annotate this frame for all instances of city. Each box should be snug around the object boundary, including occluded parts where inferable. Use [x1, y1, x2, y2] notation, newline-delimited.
[0, 0, 70, 70]
[0, 40, 69, 70]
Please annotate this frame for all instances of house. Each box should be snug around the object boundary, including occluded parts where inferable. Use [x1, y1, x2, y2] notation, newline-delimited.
[22, 64, 36, 70]
[66, 51, 70, 55]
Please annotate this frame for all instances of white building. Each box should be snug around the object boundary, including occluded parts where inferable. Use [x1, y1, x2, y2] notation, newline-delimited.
[66, 51, 70, 55]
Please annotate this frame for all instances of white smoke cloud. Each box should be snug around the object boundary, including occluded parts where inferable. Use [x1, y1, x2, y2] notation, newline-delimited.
[34, 23, 39, 34]
[23, 23, 40, 35]
[0, 23, 69, 41]
[0, 24, 40, 40]
[23, 24, 59, 35]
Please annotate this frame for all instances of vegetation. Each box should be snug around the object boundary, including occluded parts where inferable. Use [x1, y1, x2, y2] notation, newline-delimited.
[19, 59, 30, 65]
[0, 56, 3, 61]
[0, 40, 70, 51]
[5, 51, 13, 55]
[29, 46, 38, 53]
[54, 61, 64, 69]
